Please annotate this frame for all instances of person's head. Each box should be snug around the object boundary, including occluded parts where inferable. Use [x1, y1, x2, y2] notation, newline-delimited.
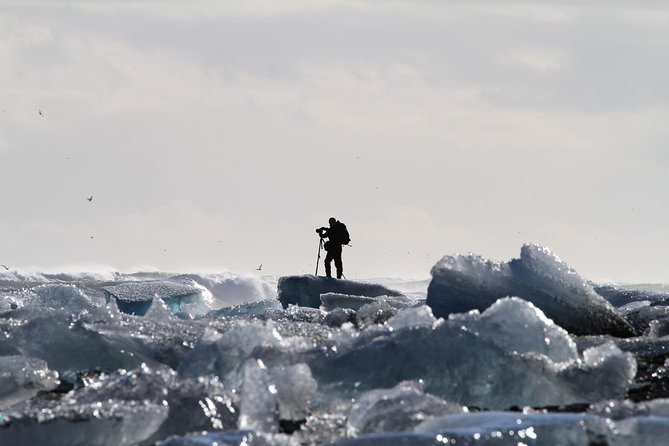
[328, 217, 336, 226]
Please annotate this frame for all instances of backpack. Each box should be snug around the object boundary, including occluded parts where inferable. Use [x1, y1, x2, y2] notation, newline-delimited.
[339, 222, 351, 245]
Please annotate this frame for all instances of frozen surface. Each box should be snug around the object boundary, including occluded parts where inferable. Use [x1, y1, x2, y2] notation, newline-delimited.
[210, 298, 283, 318]
[9, 284, 96, 312]
[178, 321, 311, 386]
[427, 243, 635, 336]
[159, 430, 297, 446]
[386, 305, 437, 331]
[415, 411, 611, 445]
[0, 399, 168, 446]
[102, 280, 208, 316]
[621, 304, 669, 334]
[278, 275, 403, 309]
[3, 267, 669, 444]
[269, 363, 317, 421]
[347, 381, 465, 435]
[320, 293, 415, 312]
[239, 359, 279, 433]
[311, 298, 635, 408]
[0, 356, 59, 409]
[596, 283, 669, 307]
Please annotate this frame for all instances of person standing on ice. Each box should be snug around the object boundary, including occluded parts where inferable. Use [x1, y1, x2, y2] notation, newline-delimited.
[316, 217, 350, 279]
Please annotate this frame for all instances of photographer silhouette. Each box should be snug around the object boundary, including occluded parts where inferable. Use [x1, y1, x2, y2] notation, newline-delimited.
[316, 217, 350, 279]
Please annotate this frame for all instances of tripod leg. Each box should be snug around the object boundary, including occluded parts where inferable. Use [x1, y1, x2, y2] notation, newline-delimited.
[315, 238, 322, 276]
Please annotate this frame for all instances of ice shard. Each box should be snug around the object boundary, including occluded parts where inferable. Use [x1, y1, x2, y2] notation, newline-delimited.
[0, 355, 59, 409]
[269, 363, 317, 422]
[239, 359, 279, 433]
[346, 381, 465, 436]
[427, 243, 635, 336]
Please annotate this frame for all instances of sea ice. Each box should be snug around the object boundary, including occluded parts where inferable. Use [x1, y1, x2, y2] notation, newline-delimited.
[0, 355, 59, 409]
[178, 321, 311, 386]
[158, 430, 297, 446]
[320, 293, 414, 312]
[8, 308, 151, 381]
[0, 398, 168, 446]
[239, 359, 279, 433]
[355, 301, 398, 329]
[103, 279, 207, 316]
[323, 307, 357, 327]
[265, 305, 326, 324]
[595, 284, 669, 308]
[269, 363, 317, 422]
[620, 304, 669, 334]
[346, 381, 465, 436]
[386, 306, 436, 331]
[310, 298, 636, 409]
[414, 411, 612, 445]
[145, 295, 177, 321]
[210, 298, 283, 318]
[42, 364, 239, 443]
[647, 318, 669, 337]
[427, 243, 635, 336]
[11, 284, 96, 312]
[278, 275, 403, 309]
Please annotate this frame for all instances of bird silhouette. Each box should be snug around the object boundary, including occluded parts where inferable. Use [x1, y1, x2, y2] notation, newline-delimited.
[38, 109, 45, 117]
[256, 264, 262, 271]
[1, 264, 8, 270]
[86, 196, 93, 202]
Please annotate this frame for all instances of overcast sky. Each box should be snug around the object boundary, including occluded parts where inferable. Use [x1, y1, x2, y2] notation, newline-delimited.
[1, 1, 668, 282]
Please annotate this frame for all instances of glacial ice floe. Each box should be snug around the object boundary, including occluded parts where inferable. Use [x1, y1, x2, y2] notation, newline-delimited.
[103, 280, 210, 316]
[311, 297, 636, 409]
[595, 283, 669, 308]
[278, 275, 404, 309]
[0, 355, 59, 409]
[320, 293, 415, 312]
[346, 381, 465, 436]
[427, 243, 635, 336]
[5, 284, 97, 312]
[158, 430, 297, 446]
[4, 256, 669, 444]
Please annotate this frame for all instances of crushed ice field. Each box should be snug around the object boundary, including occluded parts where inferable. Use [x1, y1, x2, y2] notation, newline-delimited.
[3, 244, 669, 445]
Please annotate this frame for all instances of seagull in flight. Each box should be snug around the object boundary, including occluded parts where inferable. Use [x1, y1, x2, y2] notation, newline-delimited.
[1, 264, 8, 270]
[38, 109, 45, 117]
[86, 195, 93, 202]
[256, 264, 262, 271]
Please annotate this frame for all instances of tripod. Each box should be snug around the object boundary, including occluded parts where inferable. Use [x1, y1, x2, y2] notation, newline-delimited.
[315, 236, 324, 276]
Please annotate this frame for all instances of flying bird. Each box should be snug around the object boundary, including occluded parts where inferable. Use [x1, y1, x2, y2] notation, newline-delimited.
[86, 196, 93, 202]
[1, 264, 8, 270]
[256, 264, 262, 271]
[38, 109, 44, 117]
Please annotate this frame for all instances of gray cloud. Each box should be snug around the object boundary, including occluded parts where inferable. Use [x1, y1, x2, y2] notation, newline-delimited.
[0, 1, 668, 281]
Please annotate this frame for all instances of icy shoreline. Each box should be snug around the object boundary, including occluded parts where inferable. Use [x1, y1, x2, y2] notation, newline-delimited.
[1, 244, 669, 445]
